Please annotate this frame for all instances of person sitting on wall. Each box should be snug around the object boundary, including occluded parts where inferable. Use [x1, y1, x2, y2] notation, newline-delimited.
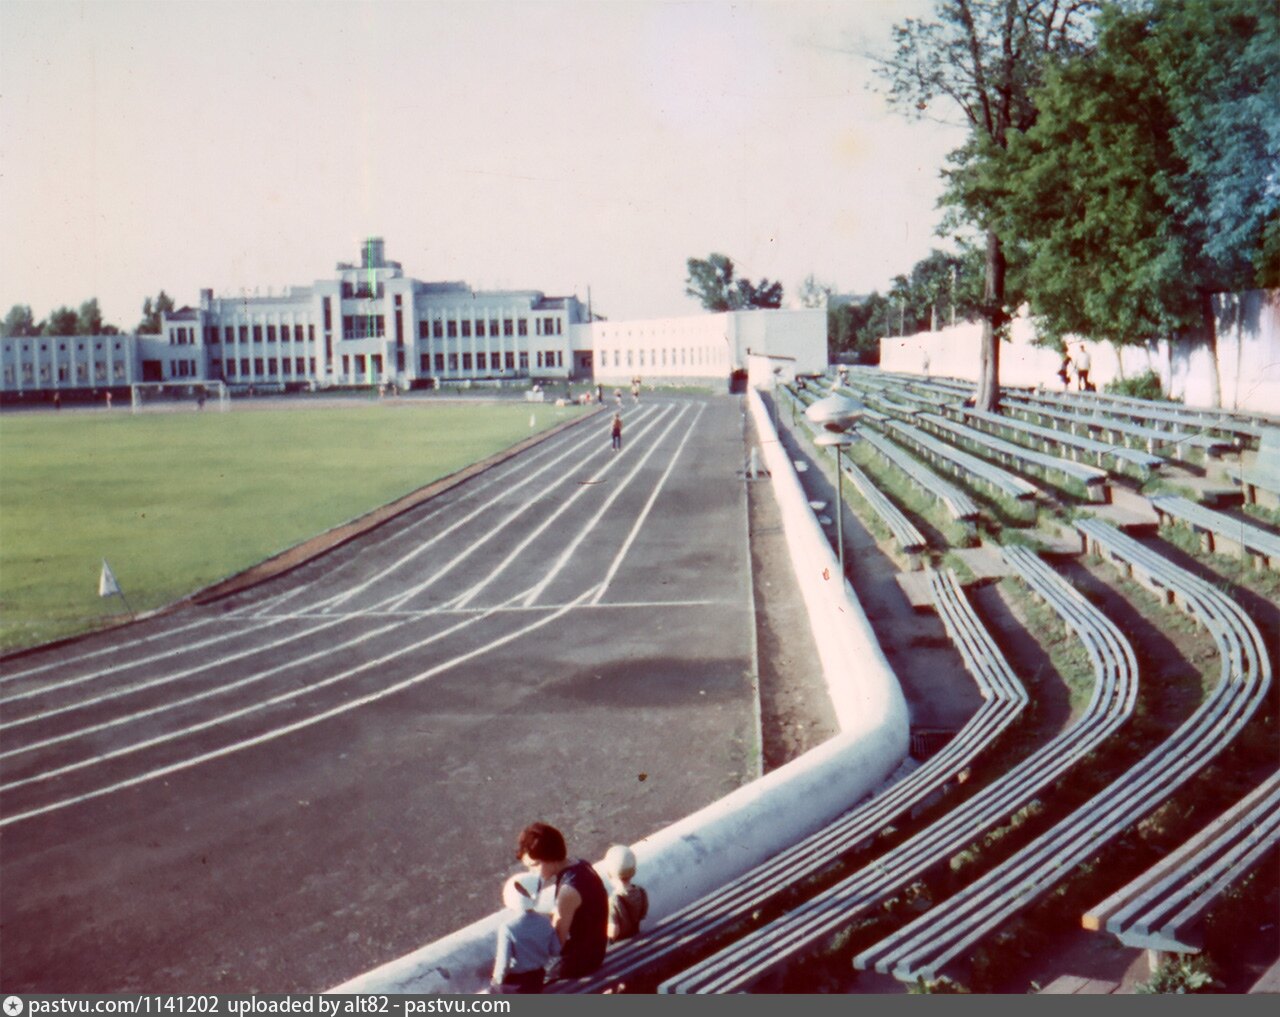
[517, 822, 608, 981]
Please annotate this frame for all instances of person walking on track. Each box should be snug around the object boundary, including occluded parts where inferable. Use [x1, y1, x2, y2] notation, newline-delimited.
[611, 411, 623, 452]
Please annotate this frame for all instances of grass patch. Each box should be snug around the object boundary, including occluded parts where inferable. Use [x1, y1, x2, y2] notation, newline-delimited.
[0, 401, 586, 651]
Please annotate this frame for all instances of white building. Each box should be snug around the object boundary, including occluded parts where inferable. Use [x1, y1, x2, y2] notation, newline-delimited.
[1, 239, 826, 401]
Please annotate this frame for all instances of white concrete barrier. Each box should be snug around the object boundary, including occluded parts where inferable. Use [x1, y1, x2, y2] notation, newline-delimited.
[329, 388, 909, 995]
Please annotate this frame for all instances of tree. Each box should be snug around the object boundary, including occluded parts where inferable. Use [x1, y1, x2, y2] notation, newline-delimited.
[77, 298, 105, 336]
[1, 305, 42, 337]
[990, 0, 1279, 403]
[685, 254, 785, 311]
[138, 290, 175, 334]
[44, 306, 80, 336]
[798, 274, 833, 309]
[875, 0, 1099, 410]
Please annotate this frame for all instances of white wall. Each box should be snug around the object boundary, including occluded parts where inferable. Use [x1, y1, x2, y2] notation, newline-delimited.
[879, 290, 1280, 415]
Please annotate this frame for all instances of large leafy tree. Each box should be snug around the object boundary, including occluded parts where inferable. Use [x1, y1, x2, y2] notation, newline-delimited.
[685, 253, 784, 311]
[44, 306, 80, 336]
[991, 0, 1278, 403]
[876, 0, 1098, 410]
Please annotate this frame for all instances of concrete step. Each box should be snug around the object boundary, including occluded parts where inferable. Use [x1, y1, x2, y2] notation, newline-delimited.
[1039, 974, 1120, 994]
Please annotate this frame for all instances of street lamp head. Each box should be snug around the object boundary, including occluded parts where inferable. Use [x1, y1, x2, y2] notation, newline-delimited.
[813, 431, 854, 449]
[805, 393, 865, 432]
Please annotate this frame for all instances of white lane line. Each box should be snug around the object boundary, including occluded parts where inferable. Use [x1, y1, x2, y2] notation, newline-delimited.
[0, 613, 224, 687]
[0, 613, 410, 761]
[316, 408, 657, 615]
[519, 404, 694, 608]
[0, 583, 547, 794]
[237, 418, 596, 618]
[0, 586, 598, 829]
[446, 406, 684, 612]
[0, 612, 362, 735]
[385, 406, 673, 613]
[0, 615, 292, 707]
[247, 597, 734, 619]
[591, 402, 707, 606]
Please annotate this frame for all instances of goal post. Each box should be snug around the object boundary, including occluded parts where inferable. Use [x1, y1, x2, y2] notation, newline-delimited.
[130, 380, 229, 413]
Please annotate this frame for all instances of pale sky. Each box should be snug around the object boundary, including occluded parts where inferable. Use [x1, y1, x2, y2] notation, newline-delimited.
[0, 0, 965, 329]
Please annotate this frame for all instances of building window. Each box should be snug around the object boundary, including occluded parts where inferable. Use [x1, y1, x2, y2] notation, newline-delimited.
[503, 319, 513, 337]
[476, 320, 486, 338]
[434, 353, 445, 372]
[462, 352, 473, 371]
[536, 351, 544, 369]
[342, 355, 351, 376]
[447, 353, 458, 371]
[461, 320, 471, 338]
[282, 359, 292, 375]
[371, 354, 383, 375]
[354, 354, 366, 378]
[296, 358, 306, 375]
[267, 325, 277, 342]
[518, 352, 528, 370]
[309, 325, 316, 342]
[419, 320, 430, 340]
[477, 352, 487, 370]
[505, 351, 514, 370]
[421, 354, 431, 372]
[296, 325, 305, 342]
[517, 319, 528, 336]
[241, 358, 250, 375]
[267, 358, 277, 375]
[446, 320, 457, 338]
[433, 320, 444, 339]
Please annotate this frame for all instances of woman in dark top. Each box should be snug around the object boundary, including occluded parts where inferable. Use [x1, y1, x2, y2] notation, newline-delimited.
[516, 822, 608, 979]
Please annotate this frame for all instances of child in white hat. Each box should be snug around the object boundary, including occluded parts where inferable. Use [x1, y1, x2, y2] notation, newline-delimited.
[490, 872, 559, 993]
[602, 844, 648, 942]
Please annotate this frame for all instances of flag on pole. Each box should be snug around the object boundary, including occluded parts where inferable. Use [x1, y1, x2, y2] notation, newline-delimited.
[99, 559, 121, 598]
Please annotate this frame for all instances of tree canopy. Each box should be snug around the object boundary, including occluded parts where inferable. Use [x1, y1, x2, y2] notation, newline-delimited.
[685, 254, 784, 312]
[138, 290, 175, 334]
[876, 0, 1099, 409]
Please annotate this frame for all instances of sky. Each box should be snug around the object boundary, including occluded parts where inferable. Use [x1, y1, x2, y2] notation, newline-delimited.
[0, 0, 967, 329]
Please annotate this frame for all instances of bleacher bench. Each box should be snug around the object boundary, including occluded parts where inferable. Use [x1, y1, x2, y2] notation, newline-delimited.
[1226, 426, 1280, 510]
[661, 544, 1135, 993]
[1083, 770, 1280, 958]
[1148, 494, 1280, 570]
[851, 527, 1269, 986]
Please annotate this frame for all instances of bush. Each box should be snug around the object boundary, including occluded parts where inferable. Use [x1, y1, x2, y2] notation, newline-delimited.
[1105, 370, 1166, 401]
[1134, 954, 1221, 994]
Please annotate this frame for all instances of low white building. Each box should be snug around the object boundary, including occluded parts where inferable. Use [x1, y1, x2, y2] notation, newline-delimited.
[1, 239, 827, 401]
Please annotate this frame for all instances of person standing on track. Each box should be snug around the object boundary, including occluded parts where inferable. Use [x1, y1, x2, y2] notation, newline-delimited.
[610, 411, 623, 452]
[517, 822, 608, 981]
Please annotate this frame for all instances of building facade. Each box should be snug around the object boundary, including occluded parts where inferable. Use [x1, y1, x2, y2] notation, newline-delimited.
[1, 239, 826, 400]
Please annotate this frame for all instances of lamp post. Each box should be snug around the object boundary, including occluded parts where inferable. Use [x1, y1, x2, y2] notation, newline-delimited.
[806, 393, 865, 579]
[813, 431, 854, 579]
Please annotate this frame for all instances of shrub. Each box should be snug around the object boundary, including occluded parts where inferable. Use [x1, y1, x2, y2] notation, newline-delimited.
[1105, 370, 1166, 401]
[1134, 954, 1221, 994]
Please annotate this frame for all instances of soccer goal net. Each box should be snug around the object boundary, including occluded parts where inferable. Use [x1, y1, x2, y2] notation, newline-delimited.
[130, 381, 230, 413]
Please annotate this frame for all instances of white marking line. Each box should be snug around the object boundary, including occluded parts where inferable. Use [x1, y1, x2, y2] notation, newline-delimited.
[592, 401, 707, 606]
[0, 613, 411, 762]
[317, 407, 659, 615]
[387, 405, 675, 613]
[0, 582, 549, 794]
[0, 586, 598, 829]
[520, 404, 695, 608]
[0, 612, 362, 737]
[450, 406, 691, 611]
[0, 615, 290, 707]
[237, 418, 594, 618]
[248, 597, 733, 620]
[0, 613, 223, 687]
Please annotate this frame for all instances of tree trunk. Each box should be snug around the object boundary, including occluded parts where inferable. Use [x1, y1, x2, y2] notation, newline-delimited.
[975, 230, 1006, 411]
[1198, 289, 1222, 409]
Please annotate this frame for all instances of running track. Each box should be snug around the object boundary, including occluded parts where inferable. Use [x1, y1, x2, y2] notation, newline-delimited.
[0, 393, 758, 992]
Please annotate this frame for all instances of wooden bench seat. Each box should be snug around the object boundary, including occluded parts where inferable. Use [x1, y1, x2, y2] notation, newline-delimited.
[1148, 494, 1280, 570]
[660, 546, 1135, 993]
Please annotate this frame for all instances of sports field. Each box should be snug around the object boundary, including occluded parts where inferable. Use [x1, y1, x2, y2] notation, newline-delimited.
[0, 399, 584, 652]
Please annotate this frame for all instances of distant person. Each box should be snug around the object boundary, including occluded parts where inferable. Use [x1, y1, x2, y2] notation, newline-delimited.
[614, 388, 623, 409]
[602, 845, 648, 943]
[1056, 350, 1073, 391]
[611, 412, 623, 452]
[631, 380, 640, 404]
[490, 872, 559, 994]
[53, 392, 61, 411]
[104, 391, 112, 410]
[1074, 343, 1093, 392]
[517, 822, 608, 981]
[921, 350, 931, 377]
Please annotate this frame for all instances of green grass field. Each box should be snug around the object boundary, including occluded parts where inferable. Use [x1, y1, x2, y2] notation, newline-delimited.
[0, 399, 586, 653]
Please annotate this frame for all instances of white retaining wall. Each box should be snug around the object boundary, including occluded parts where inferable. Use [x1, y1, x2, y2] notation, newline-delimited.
[879, 289, 1280, 416]
[329, 388, 909, 994]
